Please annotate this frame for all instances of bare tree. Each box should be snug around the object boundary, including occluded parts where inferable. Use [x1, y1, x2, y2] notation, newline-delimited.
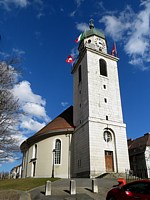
[0, 60, 21, 162]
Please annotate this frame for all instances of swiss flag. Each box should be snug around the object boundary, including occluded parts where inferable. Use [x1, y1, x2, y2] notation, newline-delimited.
[66, 55, 73, 63]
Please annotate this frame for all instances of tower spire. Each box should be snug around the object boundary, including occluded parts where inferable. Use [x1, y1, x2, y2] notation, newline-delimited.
[89, 19, 94, 29]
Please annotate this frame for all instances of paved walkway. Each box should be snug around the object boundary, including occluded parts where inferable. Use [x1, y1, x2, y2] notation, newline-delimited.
[29, 178, 117, 200]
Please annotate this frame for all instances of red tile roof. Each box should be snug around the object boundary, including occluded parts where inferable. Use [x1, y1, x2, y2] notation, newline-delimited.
[20, 106, 74, 151]
[35, 105, 74, 136]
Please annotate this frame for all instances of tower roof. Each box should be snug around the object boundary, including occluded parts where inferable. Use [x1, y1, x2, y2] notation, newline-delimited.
[83, 19, 105, 39]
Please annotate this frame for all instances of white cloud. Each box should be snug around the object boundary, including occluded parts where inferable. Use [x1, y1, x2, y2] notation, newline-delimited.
[37, 12, 44, 18]
[22, 102, 49, 121]
[0, 51, 10, 58]
[75, 0, 84, 8]
[70, 10, 76, 17]
[100, 6, 134, 41]
[70, 0, 84, 17]
[0, 0, 44, 13]
[0, 0, 29, 10]
[76, 22, 89, 32]
[13, 81, 46, 106]
[98, 1, 105, 11]
[12, 80, 50, 134]
[7, 157, 16, 163]
[100, 1, 150, 70]
[100, 16, 126, 41]
[71, 46, 78, 60]
[125, 36, 148, 55]
[20, 118, 46, 132]
[12, 133, 27, 145]
[34, 0, 43, 5]
[12, 48, 25, 56]
[61, 102, 68, 107]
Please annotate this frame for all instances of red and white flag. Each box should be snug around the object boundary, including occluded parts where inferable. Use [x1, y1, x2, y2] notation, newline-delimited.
[75, 33, 83, 43]
[66, 55, 73, 63]
[111, 42, 117, 57]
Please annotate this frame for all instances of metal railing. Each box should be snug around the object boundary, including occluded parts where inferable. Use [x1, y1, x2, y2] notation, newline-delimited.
[125, 168, 150, 181]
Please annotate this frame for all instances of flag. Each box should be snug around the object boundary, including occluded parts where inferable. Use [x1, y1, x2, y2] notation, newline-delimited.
[111, 42, 117, 57]
[75, 33, 83, 43]
[66, 55, 73, 63]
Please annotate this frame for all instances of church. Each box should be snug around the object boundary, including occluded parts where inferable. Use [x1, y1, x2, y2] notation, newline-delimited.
[20, 20, 130, 178]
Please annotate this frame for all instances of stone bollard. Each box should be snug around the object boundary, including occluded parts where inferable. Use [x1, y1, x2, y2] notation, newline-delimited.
[45, 180, 51, 196]
[70, 179, 76, 195]
[92, 179, 98, 193]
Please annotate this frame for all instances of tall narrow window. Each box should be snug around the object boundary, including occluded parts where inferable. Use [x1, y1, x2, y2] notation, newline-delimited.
[99, 59, 107, 77]
[79, 65, 82, 83]
[35, 144, 37, 158]
[32, 144, 37, 159]
[55, 139, 61, 164]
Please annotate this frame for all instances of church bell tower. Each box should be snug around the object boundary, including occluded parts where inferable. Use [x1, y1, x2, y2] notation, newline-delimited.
[71, 20, 130, 178]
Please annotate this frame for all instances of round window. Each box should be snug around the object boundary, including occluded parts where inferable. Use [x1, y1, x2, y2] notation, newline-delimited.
[104, 131, 112, 142]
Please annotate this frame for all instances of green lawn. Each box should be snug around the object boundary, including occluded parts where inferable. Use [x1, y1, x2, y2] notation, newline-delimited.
[0, 178, 59, 191]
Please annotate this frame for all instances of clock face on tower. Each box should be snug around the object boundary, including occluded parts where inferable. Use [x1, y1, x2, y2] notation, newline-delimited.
[95, 38, 105, 50]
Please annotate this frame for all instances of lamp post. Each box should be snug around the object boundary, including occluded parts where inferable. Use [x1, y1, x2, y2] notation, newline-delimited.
[52, 149, 56, 178]
[65, 131, 71, 178]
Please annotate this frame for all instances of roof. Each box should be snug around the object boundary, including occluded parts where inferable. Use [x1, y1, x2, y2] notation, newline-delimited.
[128, 133, 150, 154]
[35, 105, 74, 136]
[83, 28, 105, 39]
[83, 19, 105, 40]
[20, 106, 74, 152]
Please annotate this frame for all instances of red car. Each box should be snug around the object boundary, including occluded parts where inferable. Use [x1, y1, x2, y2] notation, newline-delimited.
[106, 179, 150, 200]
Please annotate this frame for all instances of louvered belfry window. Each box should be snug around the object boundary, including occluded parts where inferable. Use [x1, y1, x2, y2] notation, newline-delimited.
[99, 59, 107, 77]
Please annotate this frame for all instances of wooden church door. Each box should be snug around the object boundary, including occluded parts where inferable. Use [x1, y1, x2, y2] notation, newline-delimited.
[105, 151, 114, 172]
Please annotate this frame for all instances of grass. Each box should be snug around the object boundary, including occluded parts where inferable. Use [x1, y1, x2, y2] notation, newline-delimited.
[0, 178, 59, 191]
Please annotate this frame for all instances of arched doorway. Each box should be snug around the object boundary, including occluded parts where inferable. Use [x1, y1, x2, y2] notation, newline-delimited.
[103, 129, 115, 172]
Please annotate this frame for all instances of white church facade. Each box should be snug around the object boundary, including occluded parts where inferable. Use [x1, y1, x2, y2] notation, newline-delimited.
[20, 20, 130, 178]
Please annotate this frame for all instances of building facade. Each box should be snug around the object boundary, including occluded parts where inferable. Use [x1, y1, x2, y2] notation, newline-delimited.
[128, 133, 150, 178]
[20, 20, 130, 178]
[21, 107, 74, 178]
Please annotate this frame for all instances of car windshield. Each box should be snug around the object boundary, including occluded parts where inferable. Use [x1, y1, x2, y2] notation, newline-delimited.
[122, 181, 150, 195]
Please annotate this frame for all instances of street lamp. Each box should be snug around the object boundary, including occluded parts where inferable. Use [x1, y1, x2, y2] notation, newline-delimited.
[65, 131, 71, 178]
[52, 149, 56, 178]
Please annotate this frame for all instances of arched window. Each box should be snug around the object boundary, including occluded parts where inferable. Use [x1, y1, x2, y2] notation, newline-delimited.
[55, 139, 61, 164]
[32, 144, 37, 158]
[35, 144, 37, 158]
[103, 130, 112, 142]
[99, 59, 107, 77]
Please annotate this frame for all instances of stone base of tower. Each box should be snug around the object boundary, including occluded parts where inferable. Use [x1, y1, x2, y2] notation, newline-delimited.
[88, 120, 130, 179]
[71, 121, 130, 178]
[75, 171, 90, 178]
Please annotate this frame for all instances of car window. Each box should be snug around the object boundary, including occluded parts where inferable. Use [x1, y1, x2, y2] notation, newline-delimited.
[122, 182, 150, 195]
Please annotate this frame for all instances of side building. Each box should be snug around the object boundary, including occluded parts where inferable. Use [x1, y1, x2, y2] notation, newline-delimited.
[128, 133, 150, 178]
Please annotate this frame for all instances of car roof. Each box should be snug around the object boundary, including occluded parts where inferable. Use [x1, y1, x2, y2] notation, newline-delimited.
[128, 180, 150, 183]
[123, 180, 150, 187]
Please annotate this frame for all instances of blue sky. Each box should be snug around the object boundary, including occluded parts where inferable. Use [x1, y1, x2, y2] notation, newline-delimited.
[0, 0, 150, 172]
